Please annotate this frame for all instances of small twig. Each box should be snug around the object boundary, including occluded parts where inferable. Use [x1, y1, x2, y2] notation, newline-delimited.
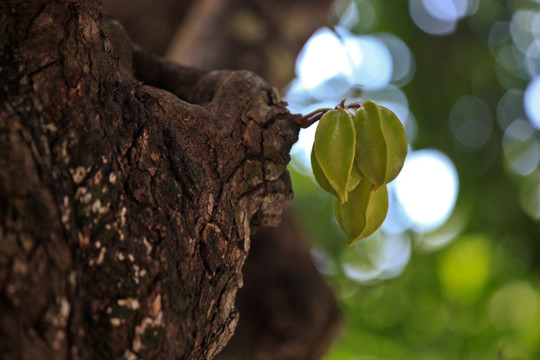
[294, 99, 362, 128]
[294, 108, 332, 128]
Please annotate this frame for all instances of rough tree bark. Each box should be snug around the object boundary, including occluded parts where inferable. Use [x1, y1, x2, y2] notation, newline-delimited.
[1, 0, 341, 359]
[0, 1, 300, 358]
[104, 0, 341, 358]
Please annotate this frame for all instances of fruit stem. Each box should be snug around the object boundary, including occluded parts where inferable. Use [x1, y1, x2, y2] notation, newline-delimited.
[294, 108, 332, 128]
[293, 99, 361, 128]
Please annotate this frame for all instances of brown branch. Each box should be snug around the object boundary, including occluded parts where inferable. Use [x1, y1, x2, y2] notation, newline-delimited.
[293, 108, 333, 128]
[293, 99, 363, 128]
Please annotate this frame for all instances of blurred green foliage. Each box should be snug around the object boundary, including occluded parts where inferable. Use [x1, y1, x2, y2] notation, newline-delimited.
[287, 0, 540, 358]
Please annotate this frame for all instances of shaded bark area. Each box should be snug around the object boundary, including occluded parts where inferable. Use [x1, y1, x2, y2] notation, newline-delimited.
[216, 211, 341, 360]
[0, 1, 298, 359]
[102, 0, 194, 56]
[104, 0, 333, 89]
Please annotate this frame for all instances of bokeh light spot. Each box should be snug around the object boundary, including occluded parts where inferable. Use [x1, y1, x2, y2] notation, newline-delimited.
[524, 76, 540, 129]
[422, 0, 469, 22]
[295, 27, 393, 92]
[410, 0, 477, 35]
[495, 45, 528, 80]
[409, 0, 457, 35]
[496, 88, 525, 129]
[489, 281, 538, 330]
[342, 233, 411, 282]
[437, 235, 491, 304]
[376, 33, 415, 86]
[525, 40, 540, 77]
[295, 28, 352, 90]
[351, 36, 393, 89]
[510, 10, 537, 54]
[449, 95, 493, 150]
[519, 169, 540, 220]
[488, 21, 510, 52]
[394, 149, 459, 232]
[335, 0, 359, 30]
[502, 119, 540, 176]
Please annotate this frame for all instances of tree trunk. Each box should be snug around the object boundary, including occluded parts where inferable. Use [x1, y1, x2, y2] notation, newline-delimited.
[0, 1, 299, 358]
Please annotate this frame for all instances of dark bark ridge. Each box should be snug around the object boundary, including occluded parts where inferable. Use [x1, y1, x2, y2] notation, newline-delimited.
[0, 2, 299, 359]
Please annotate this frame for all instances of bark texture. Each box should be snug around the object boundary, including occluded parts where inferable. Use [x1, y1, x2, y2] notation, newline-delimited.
[0, 2, 298, 359]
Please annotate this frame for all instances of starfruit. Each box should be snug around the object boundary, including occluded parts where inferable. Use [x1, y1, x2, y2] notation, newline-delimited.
[354, 101, 407, 189]
[311, 149, 363, 197]
[348, 162, 363, 193]
[311, 109, 356, 203]
[335, 176, 389, 245]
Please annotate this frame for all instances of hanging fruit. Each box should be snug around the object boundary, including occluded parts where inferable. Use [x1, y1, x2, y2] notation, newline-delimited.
[301, 99, 407, 244]
[311, 108, 357, 203]
[354, 100, 408, 189]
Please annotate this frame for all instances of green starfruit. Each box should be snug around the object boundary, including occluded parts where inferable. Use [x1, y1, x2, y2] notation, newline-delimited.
[311, 150, 362, 197]
[311, 109, 356, 203]
[354, 101, 407, 189]
[348, 162, 363, 192]
[335, 176, 389, 245]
